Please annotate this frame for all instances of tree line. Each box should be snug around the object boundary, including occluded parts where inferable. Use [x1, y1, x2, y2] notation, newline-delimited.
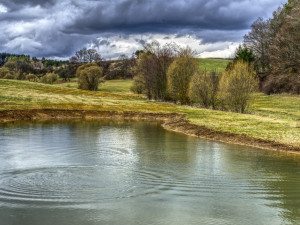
[0, 48, 137, 84]
[131, 41, 257, 113]
[0, 43, 260, 114]
[238, 0, 299, 94]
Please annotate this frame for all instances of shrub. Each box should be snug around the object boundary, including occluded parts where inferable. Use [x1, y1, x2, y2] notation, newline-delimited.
[3, 59, 33, 80]
[131, 75, 145, 94]
[3, 74, 15, 80]
[76, 63, 103, 91]
[57, 64, 77, 81]
[262, 73, 300, 94]
[218, 61, 258, 113]
[25, 73, 38, 82]
[167, 54, 197, 105]
[40, 73, 59, 84]
[189, 70, 219, 109]
[0, 67, 12, 78]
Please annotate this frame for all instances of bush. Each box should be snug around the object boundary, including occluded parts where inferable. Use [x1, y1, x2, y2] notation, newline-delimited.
[131, 75, 145, 94]
[3, 60, 33, 80]
[57, 64, 77, 81]
[3, 74, 15, 80]
[262, 73, 300, 94]
[189, 70, 219, 109]
[40, 73, 59, 84]
[218, 61, 258, 113]
[76, 63, 103, 91]
[167, 55, 197, 104]
[0, 67, 12, 78]
[25, 73, 38, 82]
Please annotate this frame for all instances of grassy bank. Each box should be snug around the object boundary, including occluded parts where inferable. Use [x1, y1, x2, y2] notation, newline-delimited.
[0, 79, 299, 151]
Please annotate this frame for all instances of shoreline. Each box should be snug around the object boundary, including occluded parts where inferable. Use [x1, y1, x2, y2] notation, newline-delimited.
[0, 109, 299, 154]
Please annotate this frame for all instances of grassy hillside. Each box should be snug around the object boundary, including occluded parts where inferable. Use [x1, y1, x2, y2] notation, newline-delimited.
[0, 79, 299, 149]
[57, 79, 132, 93]
[197, 58, 231, 72]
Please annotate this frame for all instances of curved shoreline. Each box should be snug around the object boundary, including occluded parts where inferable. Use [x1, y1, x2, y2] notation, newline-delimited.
[0, 109, 299, 154]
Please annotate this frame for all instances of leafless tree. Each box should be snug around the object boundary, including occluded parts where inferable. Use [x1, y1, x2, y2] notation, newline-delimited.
[244, 17, 271, 75]
[86, 49, 101, 63]
[75, 48, 87, 63]
[133, 41, 178, 100]
[73, 48, 101, 63]
[69, 56, 79, 64]
[190, 70, 219, 109]
[264, 6, 300, 94]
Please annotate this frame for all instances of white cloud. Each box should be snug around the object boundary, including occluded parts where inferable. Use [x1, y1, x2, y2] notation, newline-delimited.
[199, 43, 239, 58]
[89, 33, 241, 59]
[0, 4, 7, 13]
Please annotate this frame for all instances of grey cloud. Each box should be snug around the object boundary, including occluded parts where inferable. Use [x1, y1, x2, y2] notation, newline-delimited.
[98, 40, 111, 46]
[65, 0, 279, 34]
[0, 0, 285, 58]
[135, 39, 146, 46]
[2, 0, 56, 8]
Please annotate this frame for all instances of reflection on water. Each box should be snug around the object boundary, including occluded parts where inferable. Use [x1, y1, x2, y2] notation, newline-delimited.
[0, 120, 299, 225]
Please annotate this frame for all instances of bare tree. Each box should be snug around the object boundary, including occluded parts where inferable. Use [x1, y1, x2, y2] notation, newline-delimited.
[189, 70, 219, 109]
[86, 49, 101, 63]
[73, 48, 101, 63]
[75, 48, 87, 63]
[244, 17, 271, 75]
[270, 7, 300, 74]
[69, 56, 79, 64]
[265, 6, 300, 94]
[132, 41, 178, 100]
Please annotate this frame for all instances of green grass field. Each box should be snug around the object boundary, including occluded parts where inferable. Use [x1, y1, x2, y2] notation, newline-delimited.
[0, 78, 299, 149]
[197, 58, 231, 73]
[57, 79, 133, 93]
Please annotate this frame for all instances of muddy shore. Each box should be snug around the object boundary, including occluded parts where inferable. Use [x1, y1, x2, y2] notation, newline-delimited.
[0, 109, 299, 154]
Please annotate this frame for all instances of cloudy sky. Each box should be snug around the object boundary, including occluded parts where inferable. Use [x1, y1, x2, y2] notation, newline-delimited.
[0, 0, 285, 60]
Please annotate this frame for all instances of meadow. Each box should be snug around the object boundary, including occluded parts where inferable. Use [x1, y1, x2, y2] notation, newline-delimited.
[0, 78, 299, 149]
[197, 58, 231, 72]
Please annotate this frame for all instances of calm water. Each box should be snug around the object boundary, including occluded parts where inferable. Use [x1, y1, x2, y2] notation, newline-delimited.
[0, 121, 299, 225]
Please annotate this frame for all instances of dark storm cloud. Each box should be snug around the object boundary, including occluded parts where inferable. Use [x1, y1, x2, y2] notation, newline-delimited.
[2, 0, 56, 8]
[0, 0, 285, 58]
[65, 0, 277, 34]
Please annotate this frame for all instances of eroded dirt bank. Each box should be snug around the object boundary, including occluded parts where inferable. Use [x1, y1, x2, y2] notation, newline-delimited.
[0, 109, 299, 154]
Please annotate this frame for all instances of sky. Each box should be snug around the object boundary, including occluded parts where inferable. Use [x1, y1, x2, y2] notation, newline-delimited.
[0, 0, 285, 60]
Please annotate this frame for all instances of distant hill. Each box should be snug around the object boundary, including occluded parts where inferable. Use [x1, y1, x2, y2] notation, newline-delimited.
[197, 58, 231, 73]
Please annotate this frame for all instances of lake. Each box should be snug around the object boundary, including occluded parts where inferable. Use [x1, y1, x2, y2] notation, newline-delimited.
[0, 120, 299, 225]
